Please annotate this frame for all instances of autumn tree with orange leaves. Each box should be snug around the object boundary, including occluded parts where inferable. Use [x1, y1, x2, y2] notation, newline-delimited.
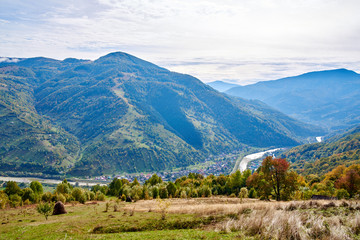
[247, 156, 299, 201]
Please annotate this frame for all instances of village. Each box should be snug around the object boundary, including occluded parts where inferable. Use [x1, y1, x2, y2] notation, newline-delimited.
[92, 149, 244, 183]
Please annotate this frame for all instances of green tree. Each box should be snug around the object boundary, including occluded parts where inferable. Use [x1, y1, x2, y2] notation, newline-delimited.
[166, 182, 177, 197]
[22, 188, 36, 203]
[146, 174, 163, 186]
[131, 178, 140, 187]
[159, 186, 168, 199]
[108, 178, 123, 196]
[5, 181, 22, 196]
[152, 187, 159, 199]
[30, 181, 43, 195]
[228, 170, 243, 195]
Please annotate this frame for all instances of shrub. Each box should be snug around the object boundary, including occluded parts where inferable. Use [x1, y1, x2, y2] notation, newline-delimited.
[336, 189, 350, 200]
[41, 192, 53, 202]
[89, 192, 95, 201]
[121, 194, 126, 201]
[239, 187, 248, 203]
[96, 192, 105, 201]
[9, 194, 22, 208]
[56, 193, 66, 204]
[180, 190, 187, 199]
[248, 188, 257, 198]
[0, 192, 9, 209]
[72, 188, 87, 204]
[37, 202, 54, 220]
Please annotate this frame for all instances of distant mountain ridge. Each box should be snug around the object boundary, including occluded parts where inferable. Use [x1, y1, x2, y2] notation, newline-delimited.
[207, 81, 240, 92]
[0, 52, 323, 176]
[226, 69, 360, 130]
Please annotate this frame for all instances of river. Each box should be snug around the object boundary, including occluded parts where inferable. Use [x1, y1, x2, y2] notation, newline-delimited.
[238, 148, 283, 172]
[0, 176, 106, 187]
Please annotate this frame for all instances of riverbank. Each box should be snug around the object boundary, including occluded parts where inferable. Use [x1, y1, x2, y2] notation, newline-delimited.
[238, 148, 283, 172]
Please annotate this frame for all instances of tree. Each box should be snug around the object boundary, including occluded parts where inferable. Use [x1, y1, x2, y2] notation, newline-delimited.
[37, 202, 54, 220]
[159, 186, 168, 199]
[30, 181, 43, 195]
[166, 182, 177, 197]
[131, 178, 140, 187]
[108, 178, 123, 197]
[335, 168, 360, 197]
[5, 181, 22, 196]
[22, 188, 36, 203]
[152, 187, 159, 199]
[247, 156, 299, 201]
[228, 170, 243, 195]
[146, 174, 163, 186]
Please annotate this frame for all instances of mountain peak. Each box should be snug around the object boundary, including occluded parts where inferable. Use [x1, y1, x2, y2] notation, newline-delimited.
[95, 51, 162, 70]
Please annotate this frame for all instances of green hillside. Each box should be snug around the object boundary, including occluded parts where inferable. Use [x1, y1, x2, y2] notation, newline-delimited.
[282, 126, 360, 175]
[0, 52, 323, 176]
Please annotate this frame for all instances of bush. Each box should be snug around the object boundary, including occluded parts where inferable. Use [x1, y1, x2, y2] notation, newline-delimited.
[72, 188, 87, 204]
[96, 192, 105, 201]
[248, 188, 257, 198]
[119, 194, 126, 201]
[37, 202, 54, 220]
[41, 192, 53, 202]
[9, 194, 22, 208]
[56, 193, 66, 204]
[89, 192, 96, 201]
[180, 190, 187, 199]
[0, 192, 9, 209]
[336, 189, 350, 200]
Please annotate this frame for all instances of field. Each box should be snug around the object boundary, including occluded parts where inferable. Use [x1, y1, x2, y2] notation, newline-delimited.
[1, 197, 360, 239]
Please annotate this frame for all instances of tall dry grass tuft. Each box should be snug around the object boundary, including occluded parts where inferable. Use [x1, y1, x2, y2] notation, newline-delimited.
[351, 212, 360, 235]
[122, 198, 359, 239]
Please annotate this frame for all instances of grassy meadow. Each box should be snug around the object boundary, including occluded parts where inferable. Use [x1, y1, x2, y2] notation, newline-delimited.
[2, 197, 360, 239]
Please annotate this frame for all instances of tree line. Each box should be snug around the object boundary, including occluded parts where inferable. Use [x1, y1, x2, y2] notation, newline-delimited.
[1, 156, 360, 209]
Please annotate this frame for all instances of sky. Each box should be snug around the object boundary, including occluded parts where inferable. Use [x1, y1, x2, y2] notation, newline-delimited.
[1, 0, 360, 85]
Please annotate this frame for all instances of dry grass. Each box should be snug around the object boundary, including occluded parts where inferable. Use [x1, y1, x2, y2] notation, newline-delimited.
[2, 198, 360, 239]
[124, 198, 360, 239]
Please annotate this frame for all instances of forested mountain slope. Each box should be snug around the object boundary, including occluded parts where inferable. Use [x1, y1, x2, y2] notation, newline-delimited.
[226, 69, 360, 130]
[281, 126, 360, 175]
[0, 52, 323, 176]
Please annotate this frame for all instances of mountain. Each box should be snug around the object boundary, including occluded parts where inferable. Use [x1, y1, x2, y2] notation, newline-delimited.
[0, 52, 323, 177]
[207, 81, 240, 92]
[281, 126, 360, 176]
[225, 69, 360, 130]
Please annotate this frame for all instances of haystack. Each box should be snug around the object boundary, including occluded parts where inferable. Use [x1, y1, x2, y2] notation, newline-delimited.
[53, 201, 67, 215]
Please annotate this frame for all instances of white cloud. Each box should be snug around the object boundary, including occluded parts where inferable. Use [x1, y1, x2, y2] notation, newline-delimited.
[0, 0, 359, 84]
